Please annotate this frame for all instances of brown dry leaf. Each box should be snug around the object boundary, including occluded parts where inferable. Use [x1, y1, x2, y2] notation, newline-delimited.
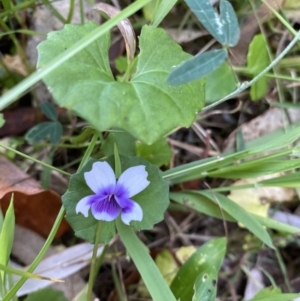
[3, 54, 28, 77]
[166, 29, 206, 44]
[223, 107, 300, 151]
[0, 107, 66, 138]
[0, 156, 69, 238]
[93, 3, 136, 62]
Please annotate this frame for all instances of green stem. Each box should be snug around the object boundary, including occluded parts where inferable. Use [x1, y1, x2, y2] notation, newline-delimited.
[78, 132, 100, 171]
[202, 30, 300, 111]
[87, 222, 103, 301]
[66, 0, 75, 23]
[36, 141, 101, 149]
[94, 244, 108, 277]
[0, 142, 71, 176]
[3, 206, 65, 301]
[0, 0, 152, 110]
[275, 248, 292, 291]
[79, 0, 85, 25]
[40, 0, 67, 24]
[0, 0, 37, 18]
[111, 261, 127, 301]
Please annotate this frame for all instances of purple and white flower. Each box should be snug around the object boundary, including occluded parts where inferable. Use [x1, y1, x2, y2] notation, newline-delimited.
[76, 161, 150, 225]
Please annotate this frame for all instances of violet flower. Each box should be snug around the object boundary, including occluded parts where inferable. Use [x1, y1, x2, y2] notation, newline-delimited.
[76, 162, 150, 225]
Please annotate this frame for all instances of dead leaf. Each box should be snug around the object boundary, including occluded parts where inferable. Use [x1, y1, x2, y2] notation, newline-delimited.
[93, 3, 136, 62]
[223, 107, 300, 151]
[3, 54, 28, 77]
[0, 106, 66, 138]
[244, 268, 265, 300]
[228, 174, 296, 219]
[15, 241, 103, 297]
[0, 156, 69, 237]
[175, 246, 196, 264]
[166, 29, 206, 44]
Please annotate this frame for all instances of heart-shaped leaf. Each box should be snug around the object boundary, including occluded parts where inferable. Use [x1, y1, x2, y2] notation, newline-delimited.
[136, 137, 172, 166]
[62, 155, 169, 244]
[37, 23, 205, 144]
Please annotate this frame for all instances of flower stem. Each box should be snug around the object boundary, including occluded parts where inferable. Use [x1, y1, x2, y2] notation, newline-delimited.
[78, 132, 100, 171]
[87, 221, 103, 301]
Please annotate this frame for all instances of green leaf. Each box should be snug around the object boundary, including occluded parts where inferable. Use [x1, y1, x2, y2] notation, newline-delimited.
[207, 158, 300, 178]
[192, 269, 218, 301]
[0, 196, 15, 284]
[259, 172, 300, 187]
[102, 132, 136, 157]
[0, 114, 5, 128]
[38, 23, 205, 144]
[168, 49, 228, 85]
[220, 0, 240, 47]
[62, 156, 169, 244]
[143, 0, 161, 22]
[254, 287, 282, 299]
[136, 137, 171, 166]
[184, 0, 225, 44]
[250, 75, 268, 101]
[41, 102, 57, 121]
[247, 34, 269, 101]
[24, 287, 68, 301]
[171, 191, 300, 235]
[205, 62, 236, 103]
[170, 191, 235, 221]
[0, 210, 3, 233]
[151, 0, 177, 28]
[115, 56, 128, 73]
[190, 191, 274, 248]
[163, 125, 300, 184]
[247, 294, 300, 301]
[25, 121, 62, 145]
[170, 237, 226, 301]
[117, 220, 177, 301]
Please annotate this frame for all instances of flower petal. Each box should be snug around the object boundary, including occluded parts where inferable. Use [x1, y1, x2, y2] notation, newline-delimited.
[84, 161, 116, 194]
[120, 199, 143, 225]
[91, 197, 121, 222]
[76, 195, 92, 217]
[116, 166, 150, 198]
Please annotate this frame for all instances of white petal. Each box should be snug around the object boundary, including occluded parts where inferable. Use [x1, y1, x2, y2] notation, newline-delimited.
[84, 161, 116, 193]
[76, 196, 92, 217]
[121, 201, 143, 225]
[117, 166, 150, 197]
